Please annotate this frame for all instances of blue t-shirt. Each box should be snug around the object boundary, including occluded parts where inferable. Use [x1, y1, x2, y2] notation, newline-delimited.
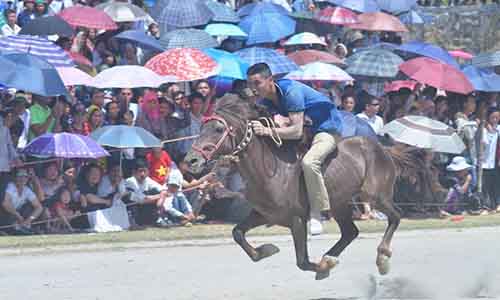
[260, 79, 343, 135]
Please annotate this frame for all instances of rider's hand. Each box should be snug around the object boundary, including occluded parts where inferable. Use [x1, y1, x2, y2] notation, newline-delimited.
[250, 121, 270, 136]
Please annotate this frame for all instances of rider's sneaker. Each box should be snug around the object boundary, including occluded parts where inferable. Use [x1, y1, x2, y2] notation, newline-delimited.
[309, 218, 323, 236]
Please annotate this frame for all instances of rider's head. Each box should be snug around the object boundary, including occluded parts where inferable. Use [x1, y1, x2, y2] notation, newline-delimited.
[247, 63, 274, 99]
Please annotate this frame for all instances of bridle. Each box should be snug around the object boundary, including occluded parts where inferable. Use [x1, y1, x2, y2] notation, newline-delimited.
[191, 114, 254, 161]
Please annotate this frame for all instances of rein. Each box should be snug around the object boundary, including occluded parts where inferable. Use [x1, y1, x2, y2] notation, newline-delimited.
[191, 114, 282, 162]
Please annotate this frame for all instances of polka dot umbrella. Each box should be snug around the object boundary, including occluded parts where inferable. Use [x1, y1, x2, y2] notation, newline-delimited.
[145, 48, 220, 82]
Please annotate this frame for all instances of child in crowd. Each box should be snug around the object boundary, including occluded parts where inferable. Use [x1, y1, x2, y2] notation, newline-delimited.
[50, 186, 80, 233]
[441, 156, 476, 216]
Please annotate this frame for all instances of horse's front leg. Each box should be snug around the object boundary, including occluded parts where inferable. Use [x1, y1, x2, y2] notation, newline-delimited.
[232, 210, 280, 262]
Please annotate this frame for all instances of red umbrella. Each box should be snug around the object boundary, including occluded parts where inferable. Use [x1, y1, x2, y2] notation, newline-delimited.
[384, 80, 417, 93]
[59, 6, 117, 30]
[287, 50, 345, 66]
[314, 7, 359, 25]
[399, 57, 474, 94]
[347, 12, 408, 32]
[448, 50, 474, 60]
[145, 48, 219, 81]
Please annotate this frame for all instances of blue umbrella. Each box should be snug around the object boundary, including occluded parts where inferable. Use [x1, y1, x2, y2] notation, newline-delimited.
[0, 34, 74, 67]
[376, 0, 416, 14]
[470, 51, 500, 68]
[396, 40, 460, 69]
[156, 0, 213, 31]
[462, 65, 500, 92]
[326, 0, 380, 13]
[0, 52, 68, 96]
[203, 48, 249, 79]
[235, 47, 298, 75]
[90, 125, 162, 148]
[205, 0, 240, 23]
[399, 10, 434, 25]
[23, 132, 109, 158]
[239, 12, 296, 45]
[237, 2, 289, 17]
[204, 23, 248, 38]
[159, 29, 218, 50]
[114, 30, 163, 51]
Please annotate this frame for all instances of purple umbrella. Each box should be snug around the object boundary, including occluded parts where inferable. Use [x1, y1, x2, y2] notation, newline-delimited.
[23, 132, 109, 158]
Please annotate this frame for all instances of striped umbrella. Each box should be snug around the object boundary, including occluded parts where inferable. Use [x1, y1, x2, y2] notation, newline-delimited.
[346, 48, 403, 78]
[235, 47, 298, 75]
[58, 6, 117, 30]
[239, 12, 296, 45]
[205, 0, 240, 23]
[470, 51, 500, 68]
[156, 0, 213, 32]
[159, 29, 218, 50]
[0, 35, 74, 67]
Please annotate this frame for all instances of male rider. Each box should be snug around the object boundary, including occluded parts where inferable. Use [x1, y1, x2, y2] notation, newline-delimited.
[246, 63, 343, 235]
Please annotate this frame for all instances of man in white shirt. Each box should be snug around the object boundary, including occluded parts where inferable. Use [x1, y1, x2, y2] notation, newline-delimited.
[356, 93, 384, 135]
[1, 9, 21, 37]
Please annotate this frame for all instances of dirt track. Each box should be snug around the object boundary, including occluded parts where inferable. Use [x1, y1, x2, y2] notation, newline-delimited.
[0, 227, 499, 300]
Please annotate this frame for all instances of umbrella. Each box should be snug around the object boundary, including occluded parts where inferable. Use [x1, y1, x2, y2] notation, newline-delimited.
[90, 125, 162, 148]
[205, 0, 240, 23]
[397, 41, 460, 69]
[375, 0, 417, 14]
[235, 47, 298, 75]
[159, 29, 218, 50]
[156, 0, 213, 31]
[237, 2, 289, 17]
[284, 32, 326, 46]
[239, 12, 296, 45]
[23, 132, 109, 158]
[399, 57, 474, 94]
[0, 52, 67, 96]
[56, 67, 93, 86]
[314, 6, 359, 25]
[449, 50, 474, 60]
[285, 62, 353, 81]
[380, 116, 465, 154]
[290, 11, 314, 20]
[66, 51, 93, 67]
[204, 23, 248, 38]
[0, 35, 74, 67]
[287, 49, 345, 66]
[347, 12, 408, 32]
[58, 6, 118, 30]
[339, 111, 377, 140]
[355, 42, 399, 52]
[345, 49, 403, 78]
[398, 10, 434, 25]
[384, 80, 417, 93]
[90, 65, 175, 88]
[470, 51, 500, 68]
[114, 30, 164, 51]
[203, 48, 249, 80]
[326, 0, 380, 13]
[19, 16, 75, 37]
[95, 1, 152, 22]
[145, 48, 220, 81]
[462, 65, 500, 92]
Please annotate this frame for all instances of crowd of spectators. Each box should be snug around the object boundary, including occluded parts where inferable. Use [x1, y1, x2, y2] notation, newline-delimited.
[0, 0, 498, 235]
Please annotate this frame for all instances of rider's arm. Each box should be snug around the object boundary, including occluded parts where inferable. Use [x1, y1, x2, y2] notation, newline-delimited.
[273, 111, 304, 140]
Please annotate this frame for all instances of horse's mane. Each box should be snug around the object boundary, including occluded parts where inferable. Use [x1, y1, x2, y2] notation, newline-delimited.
[215, 92, 271, 128]
[385, 145, 429, 181]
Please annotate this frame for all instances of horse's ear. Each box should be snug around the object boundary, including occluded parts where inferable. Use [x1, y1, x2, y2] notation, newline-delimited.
[237, 88, 255, 103]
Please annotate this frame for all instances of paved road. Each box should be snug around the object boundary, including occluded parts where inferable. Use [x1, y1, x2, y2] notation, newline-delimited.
[0, 227, 499, 300]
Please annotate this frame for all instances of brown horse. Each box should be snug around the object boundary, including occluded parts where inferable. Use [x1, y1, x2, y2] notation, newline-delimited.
[185, 93, 433, 280]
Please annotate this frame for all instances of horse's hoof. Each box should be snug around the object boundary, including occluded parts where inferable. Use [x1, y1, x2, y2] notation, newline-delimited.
[377, 255, 390, 275]
[315, 256, 339, 280]
[255, 244, 280, 261]
[315, 269, 330, 281]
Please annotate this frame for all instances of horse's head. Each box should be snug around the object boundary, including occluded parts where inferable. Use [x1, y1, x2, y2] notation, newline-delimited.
[184, 93, 260, 175]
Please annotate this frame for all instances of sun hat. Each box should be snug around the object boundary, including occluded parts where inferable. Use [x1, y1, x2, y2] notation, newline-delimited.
[446, 156, 472, 172]
[167, 168, 183, 187]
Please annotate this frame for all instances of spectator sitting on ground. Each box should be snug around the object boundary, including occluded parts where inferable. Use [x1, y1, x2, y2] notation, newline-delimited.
[78, 163, 112, 213]
[97, 161, 127, 204]
[49, 186, 80, 233]
[0, 168, 44, 234]
[145, 147, 173, 185]
[39, 161, 64, 208]
[441, 156, 475, 217]
[157, 168, 195, 227]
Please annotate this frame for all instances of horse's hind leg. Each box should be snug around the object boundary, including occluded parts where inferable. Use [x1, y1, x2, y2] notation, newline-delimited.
[232, 209, 280, 262]
[374, 194, 401, 275]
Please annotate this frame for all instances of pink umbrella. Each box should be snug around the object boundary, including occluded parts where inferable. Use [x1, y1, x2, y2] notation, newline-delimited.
[314, 6, 359, 25]
[384, 80, 417, 93]
[145, 48, 219, 81]
[448, 50, 474, 60]
[66, 51, 93, 66]
[59, 6, 118, 30]
[399, 57, 474, 94]
[56, 67, 93, 86]
[287, 49, 345, 66]
[347, 12, 408, 32]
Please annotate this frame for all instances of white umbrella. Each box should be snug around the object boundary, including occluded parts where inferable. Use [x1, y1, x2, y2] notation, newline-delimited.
[285, 62, 354, 82]
[380, 115, 465, 154]
[90, 65, 177, 88]
[96, 1, 154, 23]
[56, 67, 93, 86]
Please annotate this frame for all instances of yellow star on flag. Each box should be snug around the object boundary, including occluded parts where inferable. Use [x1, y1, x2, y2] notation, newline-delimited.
[156, 165, 168, 177]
